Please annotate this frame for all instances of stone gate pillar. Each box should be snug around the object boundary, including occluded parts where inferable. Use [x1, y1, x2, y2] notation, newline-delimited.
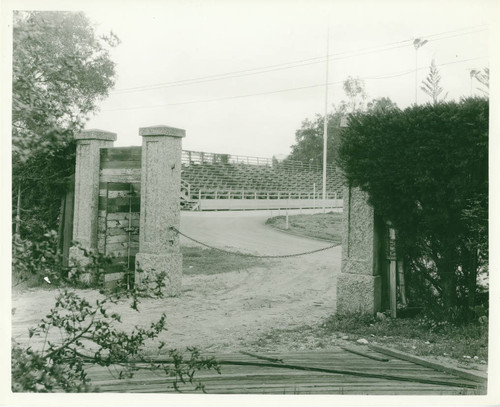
[69, 129, 116, 264]
[336, 186, 382, 314]
[135, 125, 185, 296]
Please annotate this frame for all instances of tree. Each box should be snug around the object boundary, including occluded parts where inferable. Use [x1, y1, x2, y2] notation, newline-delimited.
[342, 76, 368, 113]
[420, 59, 448, 104]
[366, 97, 399, 114]
[288, 112, 343, 167]
[473, 67, 489, 97]
[287, 75, 396, 166]
[12, 11, 119, 161]
[12, 11, 119, 242]
[337, 98, 488, 321]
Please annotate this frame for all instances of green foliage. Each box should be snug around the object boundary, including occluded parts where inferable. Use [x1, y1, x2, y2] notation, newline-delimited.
[420, 59, 448, 104]
[12, 11, 119, 244]
[13, 141, 76, 242]
[12, 231, 64, 287]
[287, 90, 397, 166]
[337, 98, 488, 320]
[12, 246, 220, 392]
[11, 289, 220, 392]
[13, 11, 119, 160]
[342, 76, 368, 113]
[288, 111, 343, 166]
[322, 311, 488, 361]
[471, 67, 489, 97]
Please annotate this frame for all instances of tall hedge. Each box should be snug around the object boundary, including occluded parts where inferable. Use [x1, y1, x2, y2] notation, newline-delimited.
[337, 98, 488, 321]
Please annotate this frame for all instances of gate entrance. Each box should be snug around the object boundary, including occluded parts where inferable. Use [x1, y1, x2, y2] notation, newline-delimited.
[98, 182, 141, 288]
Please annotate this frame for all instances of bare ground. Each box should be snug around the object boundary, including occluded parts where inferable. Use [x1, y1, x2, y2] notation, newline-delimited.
[10, 210, 487, 375]
[12, 210, 341, 353]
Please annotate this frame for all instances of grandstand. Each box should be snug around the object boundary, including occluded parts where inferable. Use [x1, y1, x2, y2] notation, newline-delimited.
[180, 150, 343, 211]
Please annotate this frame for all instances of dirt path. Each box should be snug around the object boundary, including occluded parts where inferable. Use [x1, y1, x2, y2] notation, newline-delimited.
[12, 210, 341, 353]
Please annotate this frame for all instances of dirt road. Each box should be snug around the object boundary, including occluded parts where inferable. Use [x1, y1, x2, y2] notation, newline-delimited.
[12, 210, 341, 352]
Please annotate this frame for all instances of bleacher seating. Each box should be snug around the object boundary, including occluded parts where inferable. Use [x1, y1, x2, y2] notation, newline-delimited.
[180, 150, 343, 201]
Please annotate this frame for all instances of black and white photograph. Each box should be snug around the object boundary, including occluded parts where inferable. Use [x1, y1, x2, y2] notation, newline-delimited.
[1, 0, 498, 404]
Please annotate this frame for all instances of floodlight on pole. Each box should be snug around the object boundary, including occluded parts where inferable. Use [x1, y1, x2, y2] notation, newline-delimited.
[413, 38, 428, 104]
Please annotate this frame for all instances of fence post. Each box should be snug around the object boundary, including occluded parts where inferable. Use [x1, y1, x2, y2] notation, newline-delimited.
[388, 225, 397, 318]
[313, 183, 316, 211]
[135, 125, 185, 296]
[69, 129, 116, 267]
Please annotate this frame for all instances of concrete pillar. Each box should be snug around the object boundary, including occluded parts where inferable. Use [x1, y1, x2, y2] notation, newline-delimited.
[135, 125, 185, 296]
[336, 185, 383, 314]
[69, 129, 116, 265]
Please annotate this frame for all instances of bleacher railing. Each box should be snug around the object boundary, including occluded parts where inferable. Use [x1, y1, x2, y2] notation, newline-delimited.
[191, 189, 339, 201]
[182, 150, 338, 173]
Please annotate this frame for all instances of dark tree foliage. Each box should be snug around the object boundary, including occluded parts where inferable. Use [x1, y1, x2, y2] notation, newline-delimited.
[288, 111, 343, 167]
[288, 98, 398, 166]
[12, 11, 118, 243]
[13, 11, 119, 160]
[337, 98, 488, 321]
[13, 141, 76, 241]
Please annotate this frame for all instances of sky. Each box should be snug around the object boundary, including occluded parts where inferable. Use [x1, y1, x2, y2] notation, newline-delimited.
[31, 0, 490, 159]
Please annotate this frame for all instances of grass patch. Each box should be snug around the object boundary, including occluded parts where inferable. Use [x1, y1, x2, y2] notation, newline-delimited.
[322, 313, 488, 363]
[265, 212, 342, 243]
[181, 246, 266, 276]
[250, 313, 488, 367]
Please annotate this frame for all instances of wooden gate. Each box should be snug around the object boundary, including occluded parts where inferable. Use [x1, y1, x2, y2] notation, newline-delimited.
[97, 182, 141, 288]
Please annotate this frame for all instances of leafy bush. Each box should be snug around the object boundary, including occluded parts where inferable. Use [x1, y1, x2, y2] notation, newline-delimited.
[11, 289, 220, 392]
[337, 98, 488, 321]
[12, 231, 64, 287]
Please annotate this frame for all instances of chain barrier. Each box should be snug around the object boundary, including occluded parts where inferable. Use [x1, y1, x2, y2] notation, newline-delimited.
[170, 226, 339, 259]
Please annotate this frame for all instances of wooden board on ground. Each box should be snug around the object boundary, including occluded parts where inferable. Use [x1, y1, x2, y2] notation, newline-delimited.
[84, 349, 486, 395]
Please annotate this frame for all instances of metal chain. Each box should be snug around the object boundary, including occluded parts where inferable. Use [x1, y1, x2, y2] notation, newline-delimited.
[171, 227, 339, 259]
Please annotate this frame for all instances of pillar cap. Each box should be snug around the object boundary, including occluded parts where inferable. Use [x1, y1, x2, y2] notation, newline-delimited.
[139, 125, 185, 138]
[76, 129, 117, 142]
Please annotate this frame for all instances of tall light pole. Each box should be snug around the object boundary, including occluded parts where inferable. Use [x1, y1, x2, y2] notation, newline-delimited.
[322, 26, 329, 213]
[413, 38, 428, 104]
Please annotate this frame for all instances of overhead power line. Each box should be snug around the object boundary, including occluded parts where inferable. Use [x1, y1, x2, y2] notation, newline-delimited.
[102, 55, 487, 112]
[110, 25, 488, 95]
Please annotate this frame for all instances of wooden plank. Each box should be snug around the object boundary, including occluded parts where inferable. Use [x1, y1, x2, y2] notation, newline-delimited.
[105, 227, 139, 237]
[81, 349, 485, 395]
[100, 160, 141, 170]
[340, 346, 389, 362]
[105, 234, 139, 244]
[106, 204, 140, 213]
[62, 175, 75, 267]
[369, 344, 487, 385]
[100, 173, 142, 184]
[106, 212, 140, 221]
[104, 271, 125, 282]
[99, 196, 140, 211]
[100, 147, 142, 162]
[101, 168, 141, 177]
[100, 190, 140, 199]
[86, 371, 480, 395]
[99, 182, 141, 192]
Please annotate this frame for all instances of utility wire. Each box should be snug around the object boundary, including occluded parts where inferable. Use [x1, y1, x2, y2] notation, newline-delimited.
[111, 25, 487, 95]
[102, 55, 487, 112]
